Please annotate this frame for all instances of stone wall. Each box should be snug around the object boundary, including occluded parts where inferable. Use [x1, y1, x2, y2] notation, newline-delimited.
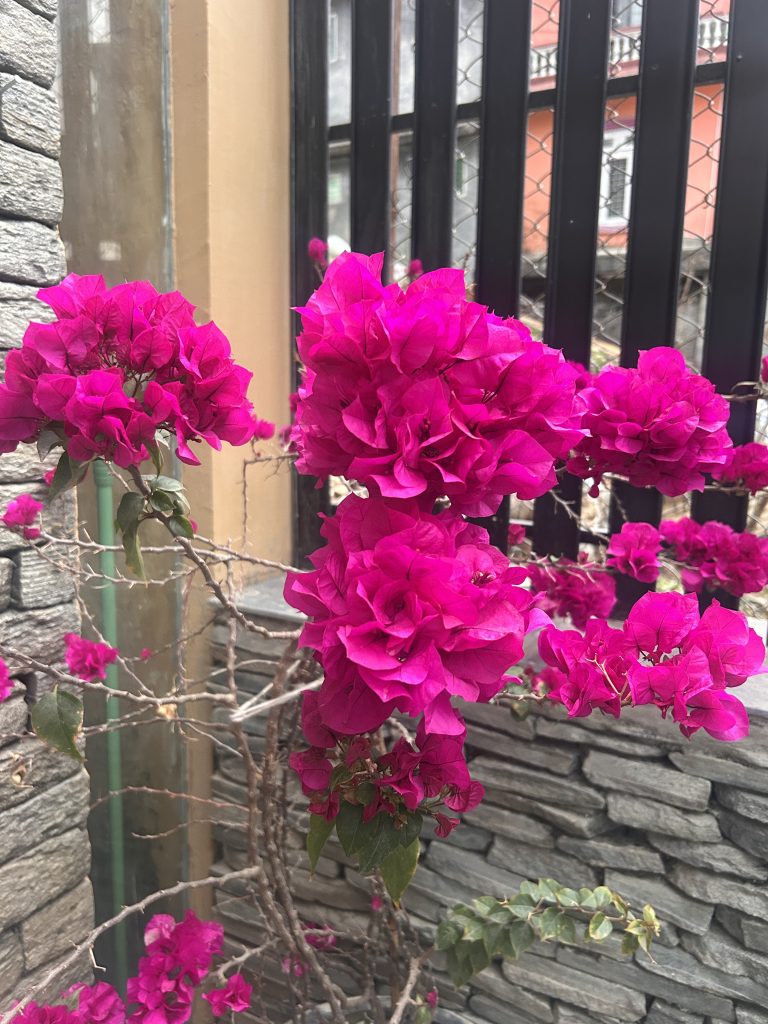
[0, 0, 94, 1005]
[211, 582, 768, 1023]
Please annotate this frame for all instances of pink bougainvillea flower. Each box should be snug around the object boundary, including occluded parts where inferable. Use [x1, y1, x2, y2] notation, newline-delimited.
[289, 747, 334, 796]
[540, 592, 763, 741]
[606, 522, 662, 583]
[285, 493, 545, 738]
[64, 634, 119, 682]
[507, 523, 527, 549]
[140, 647, 153, 660]
[2, 493, 44, 540]
[761, 355, 768, 384]
[712, 442, 768, 496]
[660, 516, 768, 597]
[67, 983, 125, 1024]
[307, 237, 329, 267]
[0, 273, 271, 470]
[0, 659, 13, 703]
[527, 557, 616, 630]
[291, 251, 583, 516]
[203, 974, 252, 1016]
[568, 347, 732, 497]
[407, 258, 424, 280]
[426, 989, 439, 1010]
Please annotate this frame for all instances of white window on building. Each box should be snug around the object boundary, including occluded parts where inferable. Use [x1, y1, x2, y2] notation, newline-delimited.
[600, 129, 633, 227]
[612, 0, 642, 30]
[329, 10, 340, 64]
[87, 0, 111, 45]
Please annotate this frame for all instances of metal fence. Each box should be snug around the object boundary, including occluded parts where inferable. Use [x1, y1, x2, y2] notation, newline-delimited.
[290, 0, 768, 611]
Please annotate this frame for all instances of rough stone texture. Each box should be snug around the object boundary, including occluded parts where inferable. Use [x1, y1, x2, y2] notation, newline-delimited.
[21, 877, 94, 971]
[606, 793, 721, 842]
[0, 17, 92, 998]
[11, 548, 75, 608]
[0, 139, 62, 223]
[583, 752, 711, 811]
[0, 218, 65, 285]
[0, 73, 59, 157]
[0, 0, 57, 86]
[212, 591, 768, 1024]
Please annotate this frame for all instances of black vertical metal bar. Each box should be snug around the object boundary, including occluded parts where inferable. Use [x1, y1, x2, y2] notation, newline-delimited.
[472, 0, 531, 551]
[692, 0, 768, 547]
[291, 0, 330, 564]
[609, 0, 699, 614]
[351, 0, 392, 262]
[532, 0, 612, 559]
[411, 0, 459, 270]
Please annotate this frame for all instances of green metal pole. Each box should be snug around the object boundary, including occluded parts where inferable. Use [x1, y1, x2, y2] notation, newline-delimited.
[94, 459, 128, 992]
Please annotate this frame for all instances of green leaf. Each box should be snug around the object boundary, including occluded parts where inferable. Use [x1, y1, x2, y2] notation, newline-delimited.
[335, 802, 365, 855]
[122, 524, 145, 579]
[37, 428, 62, 461]
[504, 920, 535, 959]
[400, 811, 423, 847]
[507, 894, 536, 918]
[580, 886, 612, 911]
[306, 813, 334, 873]
[168, 514, 195, 539]
[356, 814, 402, 874]
[148, 474, 184, 493]
[462, 918, 486, 943]
[379, 838, 419, 906]
[555, 914, 578, 945]
[537, 906, 563, 941]
[621, 933, 640, 956]
[115, 491, 145, 534]
[447, 944, 474, 988]
[538, 878, 561, 902]
[588, 912, 613, 942]
[472, 896, 501, 917]
[467, 939, 491, 975]
[435, 918, 462, 951]
[31, 690, 84, 761]
[556, 887, 580, 908]
[149, 443, 165, 476]
[149, 492, 175, 514]
[414, 1007, 433, 1024]
[47, 453, 87, 502]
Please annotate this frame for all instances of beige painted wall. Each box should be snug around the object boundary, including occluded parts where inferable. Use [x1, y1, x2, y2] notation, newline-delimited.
[171, 0, 293, 563]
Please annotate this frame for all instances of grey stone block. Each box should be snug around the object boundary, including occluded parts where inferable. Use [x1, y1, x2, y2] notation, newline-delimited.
[21, 877, 94, 971]
[719, 809, 768, 860]
[737, 1010, 768, 1024]
[488, 836, 599, 890]
[8, 950, 92, 1006]
[670, 863, 768, 919]
[500, 956, 647, 1021]
[0, 930, 24, 1001]
[484, 788, 612, 838]
[425, 841, 527, 900]
[0, 687, 29, 744]
[11, 548, 75, 608]
[0, 827, 90, 928]
[535, 716, 665, 759]
[0, 555, 12, 609]
[0, 140, 62, 223]
[427, 818, 491, 852]
[13, 0, 57, 20]
[471, 965, 554, 1022]
[645, 999, 703, 1024]
[0, 768, 88, 863]
[0, 602, 79, 671]
[669, 750, 768, 794]
[648, 831, 767, 881]
[606, 794, 721, 842]
[0, 736, 79, 811]
[0, 218, 65, 285]
[468, 994, 541, 1024]
[466, 725, 579, 776]
[0, 443, 56, 482]
[401, 865, 481, 922]
[534, 701, 683, 748]
[681, 926, 768, 986]
[556, 946, 733, 1021]
[434, 1010, 486, 1024]
[557, 835, 664, 874]
[717, 784, 768, 823]
[464, 801, 555, 848]
[0, 483, 75, 554]
[583, 752, 710, 811]
[460, 700, 537, 739]
[470, 757, 605, 810]
[0, 0, 57, 86]
[0, 282, 50, 349]
[603, 870, 714, 934]
[287, 867, 371, 913]
[638, 944, 768, 1012]
[743, 917, 768, 955]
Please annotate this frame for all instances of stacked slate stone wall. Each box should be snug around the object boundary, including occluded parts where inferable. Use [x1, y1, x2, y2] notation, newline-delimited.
[0, 0, 94, 1004]
[211, 584, 768, 1023]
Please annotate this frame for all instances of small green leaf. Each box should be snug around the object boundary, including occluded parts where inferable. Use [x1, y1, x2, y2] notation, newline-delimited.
[149, 443, 164, 476]
[37, 428, 62, 461]
[121, 524, 145, 579]
[356, 814, 401, 874]
[307, 813, 334, 873]
[47, 453, 87, 502]
[556, 887, 580, 908]
[148, 475, 184, 493]
[505, 920, 535, 959]
[537, 906, 562, 941]
[507, 894, 536, 918]
[115, 491, 145, 534]
[379, 838, 419, 906]
[436, 919, 462, 951]
[621, 933, 640, 956]
[400, 811, 423, 847]
[414, 1007, 433, 1024]
[588, 912, 613, 942]
[555, 914, 578, 945]
[168, 514, 195, 539]
[472, 896, 500, 917]
[31, 690, 84, 761]
[335, 802, 365, 855]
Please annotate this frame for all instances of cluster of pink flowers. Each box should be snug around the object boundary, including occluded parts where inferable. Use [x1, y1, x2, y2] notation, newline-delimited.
[13, 912, 251, 1024]
[285, 495, 544, 738]
[568, 347, 731, 497]
[527, 556, 616, 630]
[64, 634, 119, 682]
[292, 251, 583, 517]
[607, 518, 768, 597]
[712, 442, 768, 495]
[0, 658, 13, 702]
[537, 592, 763, 741]
[0, 274, 273, 469]
[290, 697, 482, 835]
[2, 494, 43, 540]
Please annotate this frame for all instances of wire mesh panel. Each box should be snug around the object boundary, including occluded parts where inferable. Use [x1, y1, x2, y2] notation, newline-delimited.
[296, 0, 766, 584]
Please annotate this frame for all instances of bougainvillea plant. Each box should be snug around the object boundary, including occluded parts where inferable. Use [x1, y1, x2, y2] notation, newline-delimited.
[1, 249, 766, 1019]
